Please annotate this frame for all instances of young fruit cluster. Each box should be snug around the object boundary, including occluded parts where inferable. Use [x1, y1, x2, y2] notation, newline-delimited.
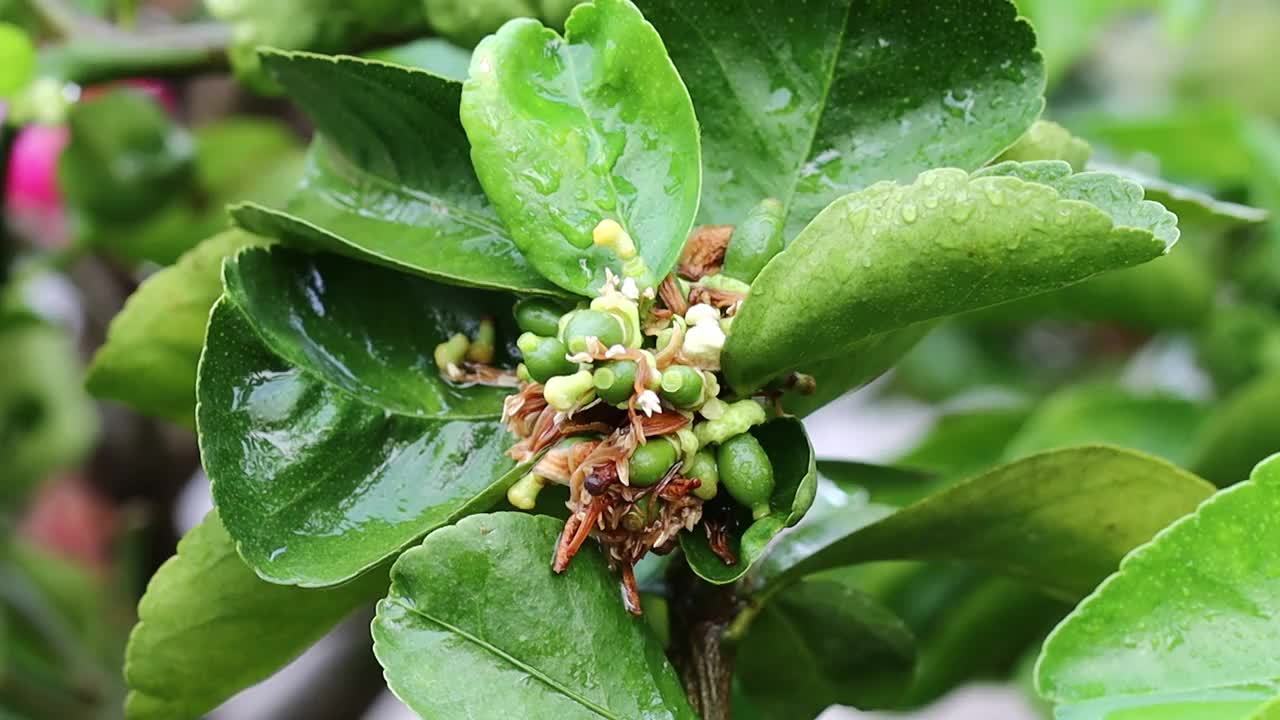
[436, 205, 787, 613]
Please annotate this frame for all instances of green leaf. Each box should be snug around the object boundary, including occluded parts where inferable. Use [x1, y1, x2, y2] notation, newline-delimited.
[0, 22, 34, 98]
[373, 512, 695, 719]
[1091, 162, 1269, 229]
[996, 120, 1093, 171]
[460, 0, 701, 294]
[637, 0, 1044, 233]
[87, 230, 269, 426]
[58, 89, 195, 223]
[1004, 384, 1206, 467]
[0, 314, 98, 506]
[232, 51, 562, 296]
[735, 576, 915, 716]
[198, 299, 526, 586]
[222, 246, 518, 419]
[762, 446, 1213, 599]
[1190, 373, 1280, 487]
[680, 416, 817, 584]
[1036, 455, 1280, 720]
[124, 511, 386, 720]
[991, 244, 1215, 331]
[724, 164, 1176, 391]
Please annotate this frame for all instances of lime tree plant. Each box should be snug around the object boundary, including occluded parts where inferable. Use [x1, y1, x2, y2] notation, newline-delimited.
[74, 1, 1278, 718]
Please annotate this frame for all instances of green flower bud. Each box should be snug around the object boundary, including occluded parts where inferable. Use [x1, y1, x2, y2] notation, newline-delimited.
[434, 333, 470, 372]
[592, 218, 637, 259]
[628, 437, 678, 487]
[694, 399, 767, 446]
[506, 471, 547, 510]
[518, 333, 577, 383]
[561, 309, 625, 353]
[465, 317, 496, 364]
[514, 297, 565, 337]
[660, 365, 704, 408]
[593, 360, 638, 405]
[516, 363, 532, 383]
[717, 433, 774, 519]
[544, 369, 596, 411]
[591, 293, 643, 348]
[722, 197, 785, 283]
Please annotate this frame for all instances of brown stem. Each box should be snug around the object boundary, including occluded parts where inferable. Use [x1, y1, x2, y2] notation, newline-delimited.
[666, 557, 738, 720]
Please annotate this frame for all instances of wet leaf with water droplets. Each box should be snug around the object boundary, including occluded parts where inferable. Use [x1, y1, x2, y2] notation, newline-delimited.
[373, 513, 696, 719]
[756, 446, 1213, 599]
[637, 0, 1044, 234]
[1037, 454, 1280, 719]
[198, 298, 529, 587]
[229, 51, 563, 296]
[723, 164, 1176, 393]
[460, 0, 701, 295]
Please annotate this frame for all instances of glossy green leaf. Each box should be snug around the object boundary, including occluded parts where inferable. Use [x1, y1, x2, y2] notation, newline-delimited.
[680, 416, 817, 584]
[232, 51, 561, 295]
[1004, 384, 1206, 467]
[87, 231, 269, 426]
[1190, 373, 1280, 487]
[124, 511, 386, 720]
[638, 0, 1044, 233]
[198, 299, 525, 586]
[373, 513, 695, 719]
[764, 446, 1213, 599]
[460, 0, 701, 294]
[997, 120, 1093, 171]
[736, 576, 915, 716]
[222, 246, 518, 419]
[1036, 455, 1280, 720]
[0, 314, 97, 506]
[723, 165, 1176, 392]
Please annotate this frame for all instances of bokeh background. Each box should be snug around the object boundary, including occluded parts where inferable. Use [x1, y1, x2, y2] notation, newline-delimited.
[2, 0, 1279, 718]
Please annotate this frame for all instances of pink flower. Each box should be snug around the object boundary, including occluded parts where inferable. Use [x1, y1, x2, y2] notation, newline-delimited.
[5, 123, 70, 248]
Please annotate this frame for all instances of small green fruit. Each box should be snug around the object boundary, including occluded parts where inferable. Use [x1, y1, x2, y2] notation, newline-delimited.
[517, 333, 577, 383]
[593, 360, 638, 405]
[685, 449, 719, 501]
[561, 309, 625, 353]
[514, 298, 565, 337]
[717, 433, 774, 519]
[659, 365, 704, 408]
[628, 438, 678, 487]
